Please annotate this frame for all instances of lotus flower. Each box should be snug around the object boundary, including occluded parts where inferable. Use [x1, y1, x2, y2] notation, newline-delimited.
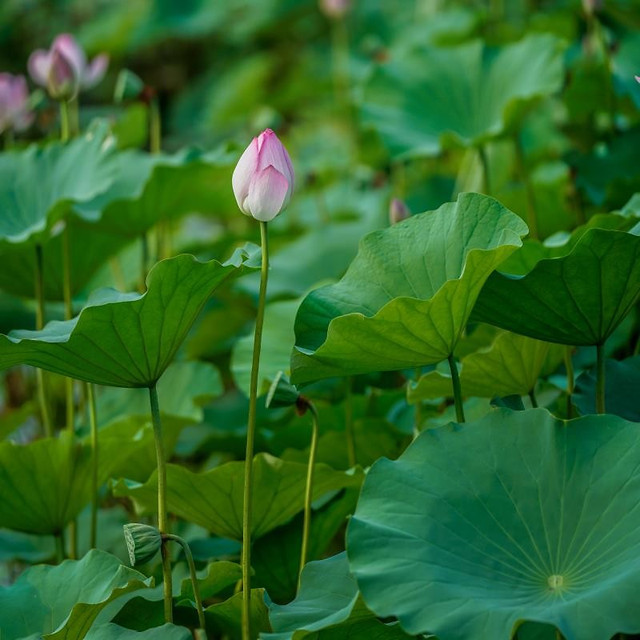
[0, 73, 34, 133]
[320, 0, 351, 18]
[389, 198, 410, 225]
[232, 128, 294, 222]
[28, 34, 109, 100]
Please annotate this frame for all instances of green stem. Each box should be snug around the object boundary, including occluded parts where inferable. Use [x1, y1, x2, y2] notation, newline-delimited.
[331, 17, 350, 108]
[528, 389, 539, 409]
[140, 233, 149, 292]
[478, 145, 491, 195]
[413, 366, 422, 438]
[149, 97, 161, 155]
[513, 132, 539, 239]
[59, 100, 70, 142]
[88, 383, 99, 549]
[447, 354, 465, 423]
[299, 403, 319, 585]
[344, 377, 356, 467]
[34, 244, 52, 437]
[62, 224, 75, 434]
[55, 531, 65, 563]
[68, 98, 80, 137]
[242, 220, 270, 640]
[564, 346, 574, 419]
[596, 342, 606, 414]
[163, 534, 206, 631]
[149, 383, 173, 623]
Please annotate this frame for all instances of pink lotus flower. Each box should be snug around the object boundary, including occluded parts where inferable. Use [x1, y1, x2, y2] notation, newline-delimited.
[389, 198, 410, 225]
[320, 0, 351, 18]
[232, 129, 294, 222]
[0, 73, 34, 133]
[28, 34, 109, 99]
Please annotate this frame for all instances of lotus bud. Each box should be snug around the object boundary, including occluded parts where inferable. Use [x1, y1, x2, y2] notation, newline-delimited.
[47, 49, 79, 101]
[123, 523, 162, 566]
[320, 0, 351, 19]
[635, 76, 640, 84]
[389, 198, 410, 225]
[0, 73, 34, 133]
[232, 128, 294, 222]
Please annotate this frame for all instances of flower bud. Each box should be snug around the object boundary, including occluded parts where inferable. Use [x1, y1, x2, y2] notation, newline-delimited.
[47, 49, 79, 101]
[123, 523, 162, 566]
[232, 128, 294, 222]
[389, 198, 410, 225]
[320, 0, 351, 19]
[0, 73, 34, 133]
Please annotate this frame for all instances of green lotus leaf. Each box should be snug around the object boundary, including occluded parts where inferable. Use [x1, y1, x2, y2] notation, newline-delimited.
[0, 549, 152, 640]
[112, 453, 362, 540]
[205, 588, 270, 640]
[0, 123, 117, 248]
[180, 560, 242, 601]
[86, 624, 191, 640]
[291, 193, 528, 385]
[362, 34, 564, 157]
[472, 228, 640, 345]
[0, 249, 256, 388]
[0, 432, 96, 535]
[409, 331, 564, 402]
[347, 409, 640, 640]
[264, 553, 412, 640]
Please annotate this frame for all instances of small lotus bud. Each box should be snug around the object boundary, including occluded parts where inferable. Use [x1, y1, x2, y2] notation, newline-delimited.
[123, 523, 162, 566]
[114, 69, 145, 103]
[232, 128, 294, 222]
[47, 49, 79, 101]
[266, 371, 300, 409]
[0, 74, 34, 133]
[320, 0, 351, 19]
[389, 198, 410, 225]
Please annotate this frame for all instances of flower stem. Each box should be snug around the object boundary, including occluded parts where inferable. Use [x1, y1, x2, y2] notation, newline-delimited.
[68, 98, 80, 137]
[513, 132, 538, 239]
[242, 220, 269, 640]
[87, 383, 99, 549]
[59, 100, 70, 143]
[299, 402, 319, 586]
[163, 534, 206, 631]
[140, 233, 149, 292]
[564, 346, 575, 419]
[344, 377, 356, 467]
[62, 223, 75, 434]
[447, 354, 465, 423]
[149, 383, 173, 623]
[34, 244, 52, 437]
[478, 144, 491, 195]
[596, 342, 606, 414]
[55, 531, 65, 563]
[528, 389, 539, 409]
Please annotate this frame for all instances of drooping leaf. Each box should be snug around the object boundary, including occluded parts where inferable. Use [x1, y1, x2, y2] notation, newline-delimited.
[291, 193, 528, 384]
[0, 550, 151, 640]
[112, 453, 362, 540]
[362, 34, 564, 157]
[409, 331, 564, 402]
[472, 228, 640, 346]
[0, 250, 256, 388]
[347, 409, 640, 640]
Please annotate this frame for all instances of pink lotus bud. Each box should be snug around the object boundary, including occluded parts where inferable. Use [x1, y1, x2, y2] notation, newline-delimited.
[28, 33, 108, 99]
[320, 0, 351, 18]
[389, 198, 410, 225]
[0, 73, 34, 133]
[635, 76, 640, 84]
[47, 48, 79, 100]
[232, 129, 294, 222]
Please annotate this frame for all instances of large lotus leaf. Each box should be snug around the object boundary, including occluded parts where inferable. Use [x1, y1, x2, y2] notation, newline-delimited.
[409, 331, 564, 402]
[0, 549, 152, 640]
[291, 193, 528, 384]
[573, 356, 640, 421]
[75, 147, 234, 237]
[264, 553, 411, 640]
[347, 409, 640, 640]
[85, 624, 191, 640]
[0, 250, 255, 388]
[472, 228, 640, 345]
[112, 453, 362, 540]
[0, 124, 117, 248]
[0, 432, 96, 535]
[205, 588, 270, 640]
[362, 34, 564, 157]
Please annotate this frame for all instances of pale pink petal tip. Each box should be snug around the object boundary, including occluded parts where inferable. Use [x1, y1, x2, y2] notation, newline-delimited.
[246, 166, 290, 222]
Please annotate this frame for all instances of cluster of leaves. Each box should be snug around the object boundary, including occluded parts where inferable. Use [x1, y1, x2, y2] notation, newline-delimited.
[1, 2, 639, 640]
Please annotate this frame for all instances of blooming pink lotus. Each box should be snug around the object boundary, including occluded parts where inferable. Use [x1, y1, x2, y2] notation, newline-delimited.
[232, 129, 294, 222]
[0, 73, 33, 133]
[28, 34, 109, 99]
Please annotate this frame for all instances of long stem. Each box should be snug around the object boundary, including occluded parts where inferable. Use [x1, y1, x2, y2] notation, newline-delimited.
[62, 224, 75, 434]
[149, 383, 173, 623]
[34, 244, 52, 437]
[55, 531, 65, 563]
[447, 354, 465, 423]
[564, 346, 574, 419]
[59, 100, 70, 142]
[331, 17, 350, 108]
[413, 366, 422, 439]
[596, 342, 606, 414]
[528, 389, 539, 409]
[513, 132, 539, 239]
[299, 403, 319, 585]
[88, 383, 99, 549]
[149, 97, 161, 155]
[140, 233, 149, 292]
[163, 534, 206, 631]
[68, 98, 80, 137]
[344, 377, 356, 467]
[478, 145, 491, 195]
[242, 221, 269, 640]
